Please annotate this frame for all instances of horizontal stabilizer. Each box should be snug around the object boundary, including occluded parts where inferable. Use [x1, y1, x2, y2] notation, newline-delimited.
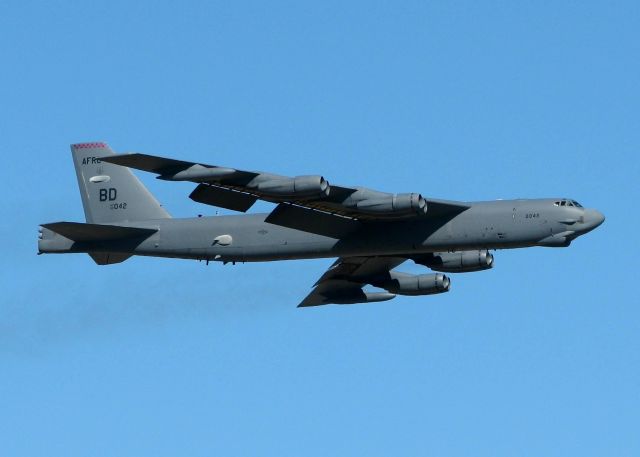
[42, 222, 157, 242]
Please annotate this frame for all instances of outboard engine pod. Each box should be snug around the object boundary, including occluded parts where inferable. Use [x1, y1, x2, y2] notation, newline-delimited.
[379, 272, 451, 296]
[255, 175, 330, 199]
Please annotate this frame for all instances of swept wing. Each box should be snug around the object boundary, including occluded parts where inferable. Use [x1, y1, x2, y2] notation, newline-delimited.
[298, 256, 407, 307]
[102, 153, 470, 222]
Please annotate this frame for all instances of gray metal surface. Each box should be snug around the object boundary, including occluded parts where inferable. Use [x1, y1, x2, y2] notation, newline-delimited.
[38, 142, 606, 306]
[71, 143, 171, 223]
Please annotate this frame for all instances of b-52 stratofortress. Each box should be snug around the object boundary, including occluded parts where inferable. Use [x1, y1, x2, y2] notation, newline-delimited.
[38, 143, 605, 306]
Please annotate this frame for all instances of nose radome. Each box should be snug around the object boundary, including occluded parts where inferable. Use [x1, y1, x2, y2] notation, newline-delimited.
[585, 209, 605, 229]
[592, 209, 605, 227]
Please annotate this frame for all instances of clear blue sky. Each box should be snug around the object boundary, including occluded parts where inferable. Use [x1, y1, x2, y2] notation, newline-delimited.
[1, 1, 638, 455]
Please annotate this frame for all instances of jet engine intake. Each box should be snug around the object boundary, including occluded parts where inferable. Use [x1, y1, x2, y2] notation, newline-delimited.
[255, 175, 330, 199]
[378, 272, 450, 296]
[415, 250, 494, 273]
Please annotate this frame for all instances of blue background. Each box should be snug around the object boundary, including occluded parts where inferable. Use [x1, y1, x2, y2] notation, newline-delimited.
[1, 1, 638, 455]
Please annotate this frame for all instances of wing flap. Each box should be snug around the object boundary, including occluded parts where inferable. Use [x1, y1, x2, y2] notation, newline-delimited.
[265, 204, 361, 238]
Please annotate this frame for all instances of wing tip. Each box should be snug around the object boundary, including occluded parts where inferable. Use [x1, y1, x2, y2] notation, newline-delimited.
[297, 298, 324, 308]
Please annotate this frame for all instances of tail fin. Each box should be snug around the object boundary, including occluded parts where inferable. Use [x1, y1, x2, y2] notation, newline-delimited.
[71, 142, 171, 223]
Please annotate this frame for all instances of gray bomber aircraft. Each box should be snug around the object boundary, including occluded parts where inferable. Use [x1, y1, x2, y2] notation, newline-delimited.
[38, 142, 605, 306]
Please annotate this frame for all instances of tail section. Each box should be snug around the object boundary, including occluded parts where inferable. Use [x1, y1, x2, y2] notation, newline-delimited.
[71, 142, 171, 223]
[38, 221, 158, 265]
[41, 221, 158, 242]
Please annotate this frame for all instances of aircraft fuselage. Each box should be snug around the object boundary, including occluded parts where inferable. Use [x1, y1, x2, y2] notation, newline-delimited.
[39, 198, 605, 262]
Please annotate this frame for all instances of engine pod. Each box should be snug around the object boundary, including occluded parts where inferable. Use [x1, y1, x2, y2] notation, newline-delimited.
[377, 272, 450, 296]
[343, 189, 428, 217]
[416, 250, 494, 273]
[253, 175, 330, 199]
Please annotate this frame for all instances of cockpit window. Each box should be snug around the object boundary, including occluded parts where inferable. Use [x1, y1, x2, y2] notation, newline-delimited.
[555, 199, 583, 208]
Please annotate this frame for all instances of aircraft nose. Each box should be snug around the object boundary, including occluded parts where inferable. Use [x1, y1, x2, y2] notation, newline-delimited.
[583, 209, 605, 231]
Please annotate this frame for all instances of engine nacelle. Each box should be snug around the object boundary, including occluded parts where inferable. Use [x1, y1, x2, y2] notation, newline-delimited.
[348, 192, 427, 216]
[416, 250, 494, 273]
[379, 272, 450, 296]
[255, 175, 330, 199]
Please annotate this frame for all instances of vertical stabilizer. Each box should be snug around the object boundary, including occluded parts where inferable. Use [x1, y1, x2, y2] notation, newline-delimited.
[71, 142, 171, 223]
